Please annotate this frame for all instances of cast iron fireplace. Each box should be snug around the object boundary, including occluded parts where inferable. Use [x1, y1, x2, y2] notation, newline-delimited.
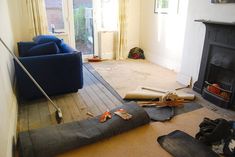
[193, 20, 235, 110]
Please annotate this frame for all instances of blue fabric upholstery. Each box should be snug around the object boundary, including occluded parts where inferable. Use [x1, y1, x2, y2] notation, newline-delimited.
[15, 42, 83, 101]
[59, 41, 76, 53]
[28, 42, 60, 56]
[18, 42, 37, 57]
[33, 35, 62, 46]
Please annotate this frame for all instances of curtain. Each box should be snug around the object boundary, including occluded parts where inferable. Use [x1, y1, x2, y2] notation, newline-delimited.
[26, 0, 48, 37]
[115, 0, 128, 60]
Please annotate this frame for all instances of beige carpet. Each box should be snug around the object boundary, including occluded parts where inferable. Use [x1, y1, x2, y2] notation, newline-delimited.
[89, 59, 184, 98]
[59, 108, 222, 157]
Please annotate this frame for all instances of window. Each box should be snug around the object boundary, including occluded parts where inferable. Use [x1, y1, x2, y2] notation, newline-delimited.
[44, 0, 65, 33]
[100, 0, 118, 31]
[154, 0, 169, 14]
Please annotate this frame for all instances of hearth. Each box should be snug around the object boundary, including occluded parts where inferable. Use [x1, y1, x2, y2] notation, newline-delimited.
[193, 20, 235, 110]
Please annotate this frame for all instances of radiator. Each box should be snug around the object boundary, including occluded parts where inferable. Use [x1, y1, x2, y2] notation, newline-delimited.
[98, 31, 116, 59]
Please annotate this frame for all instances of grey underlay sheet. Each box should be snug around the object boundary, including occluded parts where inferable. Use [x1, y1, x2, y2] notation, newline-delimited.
[143, 103, 202, 122]
[18, 102, 150, 157]
[157, 130, 220, 157]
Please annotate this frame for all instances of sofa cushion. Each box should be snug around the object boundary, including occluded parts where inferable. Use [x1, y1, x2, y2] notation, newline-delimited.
[27, 42, 60, 57]
[59, 41, 76, 53]
[33, 35, 62, 46]
[18, 42, 37, 57]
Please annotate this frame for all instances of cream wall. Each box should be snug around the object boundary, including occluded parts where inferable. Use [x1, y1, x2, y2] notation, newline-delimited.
[178, 0, 235, 84]
[124, 0, 141, 58]
[0, 0, 18, 157]
[139, 0, 188, 72]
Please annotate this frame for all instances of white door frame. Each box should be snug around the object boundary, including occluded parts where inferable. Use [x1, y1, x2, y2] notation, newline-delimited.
[66, 0, 99, 58]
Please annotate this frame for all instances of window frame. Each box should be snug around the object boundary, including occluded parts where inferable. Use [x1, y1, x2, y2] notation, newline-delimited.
[44, 0, 67, 34]
[154, 0, 169, 14]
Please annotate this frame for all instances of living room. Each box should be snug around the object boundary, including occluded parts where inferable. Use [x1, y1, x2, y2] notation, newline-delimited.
[0, 0, 235, 157]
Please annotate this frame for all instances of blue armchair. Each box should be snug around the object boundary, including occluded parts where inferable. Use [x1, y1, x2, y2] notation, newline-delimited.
[15, 41, 83, 101]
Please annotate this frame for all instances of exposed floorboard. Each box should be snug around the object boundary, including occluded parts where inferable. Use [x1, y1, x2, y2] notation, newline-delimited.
[18, 66, 123, 132]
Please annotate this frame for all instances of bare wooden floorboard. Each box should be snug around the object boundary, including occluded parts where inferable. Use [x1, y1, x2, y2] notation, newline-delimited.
[38, 100, 52, 128]
[55, 96, 73, 123]
[64, 95, 82, 121]
[18, 105, 28, 132]
[78, 89, 102, 116]
[83, 77, 109, 112]
[27, 102, 41, 130]
[84, 70, 116, 110]
[84, 69, 121, 108]
[71, 93, 91, 119]
[18, 66, 124, 131]
[48, 97, 58, 125]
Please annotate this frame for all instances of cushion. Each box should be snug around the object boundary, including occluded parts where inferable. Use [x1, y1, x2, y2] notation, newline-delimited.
[18, 42, 37, 57]
[27, 42, 60, 57]
[59, 41, 76, 53]
[33, 35, 62, 46]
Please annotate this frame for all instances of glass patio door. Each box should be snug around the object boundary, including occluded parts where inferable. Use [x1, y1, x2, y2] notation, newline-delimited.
[73, 0, 94, 55]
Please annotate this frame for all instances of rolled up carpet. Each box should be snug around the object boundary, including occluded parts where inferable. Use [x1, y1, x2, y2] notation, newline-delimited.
[18, 102, 150, 157]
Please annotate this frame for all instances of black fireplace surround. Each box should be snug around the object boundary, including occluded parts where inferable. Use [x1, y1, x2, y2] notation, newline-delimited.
[193, 20, 235, 110]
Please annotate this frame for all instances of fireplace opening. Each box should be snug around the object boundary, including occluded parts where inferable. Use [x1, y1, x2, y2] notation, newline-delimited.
[193, 20, 235, 110]
[202, 64, 234, 108]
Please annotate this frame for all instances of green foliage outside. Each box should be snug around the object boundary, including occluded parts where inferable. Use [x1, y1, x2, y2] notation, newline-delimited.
[74, 7, 88, 43]
[157, 0, 169, 9]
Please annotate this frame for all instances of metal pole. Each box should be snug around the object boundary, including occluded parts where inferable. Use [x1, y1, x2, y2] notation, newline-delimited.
[0, 38, 62, 118]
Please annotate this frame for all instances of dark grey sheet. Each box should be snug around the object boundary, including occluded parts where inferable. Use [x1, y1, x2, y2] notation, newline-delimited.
[144, 106, 174, 121]
[18, 102, 150, 157]
[143, 103, 202, 122]
[157, 130, 220, 157]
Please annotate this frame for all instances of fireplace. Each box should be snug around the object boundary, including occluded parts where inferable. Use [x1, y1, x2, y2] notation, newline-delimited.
[193, 20, 235, 110]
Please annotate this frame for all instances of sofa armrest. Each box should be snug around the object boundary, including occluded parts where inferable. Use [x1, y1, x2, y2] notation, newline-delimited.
[15, 52, 83, 100]
[18, 42, 37, 57]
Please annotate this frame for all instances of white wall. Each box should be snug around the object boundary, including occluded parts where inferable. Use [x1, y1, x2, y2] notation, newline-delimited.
[0, 0, 18, 156]
[139, 0, 189, 72]
[179, 0, 235, 84]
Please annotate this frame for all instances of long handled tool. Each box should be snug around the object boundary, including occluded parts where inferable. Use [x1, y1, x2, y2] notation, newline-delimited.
[0, 38, 63, 123]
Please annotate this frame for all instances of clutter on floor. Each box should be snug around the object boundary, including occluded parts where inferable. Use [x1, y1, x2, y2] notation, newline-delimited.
[128, 47, 145, 59]
[57, 108, 221, 157]
[88, 55, 102, 62]
[123, 86, 199, 122]
[114, 109, 132, 120]
[157, 130, 220, 157]
[124, 86, 195, 102]
[99, 111, 112, 123]
[18, 102, 150, 157]
[158, 118, 235, 157]
[144, 106, 174, 122]
[143, 103, 202, 122]
[196, 118, 235, 156]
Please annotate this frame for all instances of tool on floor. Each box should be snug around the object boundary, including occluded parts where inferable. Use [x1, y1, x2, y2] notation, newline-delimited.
[138, 99, 191, 107]
[0, 38, 63, 124]
[124, 86, 195, 101]
[86, 112, 94, 118]
[114, 109, 132, 120]
[99, 111, 112, 123]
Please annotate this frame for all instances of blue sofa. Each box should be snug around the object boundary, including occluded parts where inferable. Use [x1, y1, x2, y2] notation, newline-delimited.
[15, 37, 83, 101]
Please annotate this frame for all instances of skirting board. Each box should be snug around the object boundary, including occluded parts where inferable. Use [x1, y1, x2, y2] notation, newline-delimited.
[100, 52, 114, 60]
[177, 73, 192, 86]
